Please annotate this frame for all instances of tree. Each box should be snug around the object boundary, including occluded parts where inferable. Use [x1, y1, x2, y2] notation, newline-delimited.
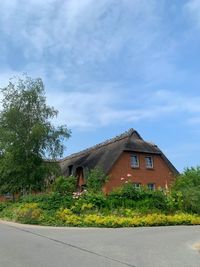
[86, 167, 108, 193]
[52, 176, 77, 195]
[172, 167, 200, 214]
[0, 76, 71, 196]
[172, 167, 200, 190]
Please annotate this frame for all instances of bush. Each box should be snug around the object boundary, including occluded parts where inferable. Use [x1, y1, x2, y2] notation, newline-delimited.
[52, 176, 77, 195]
[53, 211, 200, 227]
[181, 188, 200, 214]
[173, 167, 200, 190]
[20, 192, 74, 211]
[0, 202, 9, 212]
[1, 194, 200, 227]
[172, 167, 200, 214]
[107, 183, 168, 211]
[14, 203, 43, 224]
[56, 208, 82, 226]
[86, 167, 108, 193]
[82, 192, 107, 208]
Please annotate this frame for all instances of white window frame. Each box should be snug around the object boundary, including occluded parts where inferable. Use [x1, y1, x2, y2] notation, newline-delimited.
[148, 183, 155, 190]
[131, 155, 139, 168]
[133, 182, 141, 189]
[145, 156, 153, 169]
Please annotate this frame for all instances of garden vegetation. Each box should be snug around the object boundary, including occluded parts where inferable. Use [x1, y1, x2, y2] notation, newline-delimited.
[0, 76, 199, 228]
[0, 167, 200, 227]
[0, 76, 70, 198]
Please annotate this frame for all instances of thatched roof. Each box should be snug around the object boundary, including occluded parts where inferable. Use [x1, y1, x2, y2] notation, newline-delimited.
[60, 129, 179, 176]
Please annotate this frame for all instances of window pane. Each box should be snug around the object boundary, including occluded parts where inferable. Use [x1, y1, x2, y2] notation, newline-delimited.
[131, 155, 139, 168]
[145, 156, 153, 168]
[133, 182, 141, 189]
[148, 183, 155, 190]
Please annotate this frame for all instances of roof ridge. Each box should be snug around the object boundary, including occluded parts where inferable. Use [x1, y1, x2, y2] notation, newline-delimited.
[61, 128, 138, 162]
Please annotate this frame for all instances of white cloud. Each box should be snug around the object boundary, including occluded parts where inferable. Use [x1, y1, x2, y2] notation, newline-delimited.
[1, 1, 199, 131]
[46, 87, 200, 129]
[0, 71, 200, 130]
[0, 0, 164, 77]
[184, 0, 200, 27]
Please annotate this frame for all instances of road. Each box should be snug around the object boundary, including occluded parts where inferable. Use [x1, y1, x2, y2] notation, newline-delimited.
[0, 220, 199, 267]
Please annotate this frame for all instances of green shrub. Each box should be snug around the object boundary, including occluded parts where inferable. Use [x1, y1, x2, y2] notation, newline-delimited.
[173, 167, 200, 190]
[0, 202, 9, 212]
[20, 192, 74, 211]
[107, 183, 168, 212]
[52, 176, 77, 195]
[172, 167, 200, 214]
[0, 202, 20, 220]
[53, 211, 200, 227]
[86, 167, 108, 193]
[70, 192, 107, 214]
[14, 203, 43, 224]
[56, 208, 82, 226]
[1, 194, 200, 227]
[82, 192, 107, 208]
[181, 188, 200, 214]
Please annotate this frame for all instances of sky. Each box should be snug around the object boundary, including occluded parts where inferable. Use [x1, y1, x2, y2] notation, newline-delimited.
[0, 0, 200, 172]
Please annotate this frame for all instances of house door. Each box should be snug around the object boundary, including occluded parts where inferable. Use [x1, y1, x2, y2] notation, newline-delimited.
[76, 167, 85, 191]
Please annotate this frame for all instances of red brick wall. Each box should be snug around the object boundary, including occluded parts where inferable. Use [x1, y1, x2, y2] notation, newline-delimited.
[104, 152, 176, 193]
[0, 194, 16, 202]
[0, 196, 7, 202]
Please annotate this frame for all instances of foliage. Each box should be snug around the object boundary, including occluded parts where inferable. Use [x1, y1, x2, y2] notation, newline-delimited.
[173, 167, 200, 190]
[0, 75, 70, 195]
[182, 189, 200, 214]
[70, 192, 106, 214]
[0, 202, 9, 212]
[52, 176, 77, 195]
[20, 192, 74, 211]
[1, 189, 200, 227]
[85, 167, 108, 192]
[81, 192, 107, 209]
[13, 203, 43, 224]
[172, 167, 200, 214]
[56, 208, 82, 226]
[107, 182, 168, 211]
[2, 166, 200, 227]
[50, 210, 200, 227]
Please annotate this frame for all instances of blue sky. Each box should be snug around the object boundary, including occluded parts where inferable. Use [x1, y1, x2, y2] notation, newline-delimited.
[0, 0, 200, 172]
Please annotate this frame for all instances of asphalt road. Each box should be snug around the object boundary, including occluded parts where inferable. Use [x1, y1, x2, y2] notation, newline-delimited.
[0, 220, 199, 267]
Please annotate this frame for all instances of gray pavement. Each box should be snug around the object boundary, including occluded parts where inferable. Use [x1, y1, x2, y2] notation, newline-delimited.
[0, 220, 199, 267]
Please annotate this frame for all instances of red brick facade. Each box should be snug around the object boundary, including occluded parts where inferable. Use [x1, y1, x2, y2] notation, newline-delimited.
[104, 151, 175, 193]
[60, 129, 179, 194]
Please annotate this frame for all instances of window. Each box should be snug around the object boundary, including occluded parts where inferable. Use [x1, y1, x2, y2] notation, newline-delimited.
[145, 156, 153, 169]
[133, 182, 141, 189]
[68, 165, 73, 176]
[3, 192, 12, 199]
[148, 183, 155, 190]
[131, 155, 139, 168]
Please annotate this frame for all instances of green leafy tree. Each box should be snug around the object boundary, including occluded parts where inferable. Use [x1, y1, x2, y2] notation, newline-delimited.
[0, 76, 71, 196]
[52, 176, 77, 195]
[172, 167, 200, 214]
[86, 167, 108, 193]
[173, 167, 200, 190]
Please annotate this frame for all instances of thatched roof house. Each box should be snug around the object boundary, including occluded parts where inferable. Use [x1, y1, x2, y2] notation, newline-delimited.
[60, 129, 179, 193]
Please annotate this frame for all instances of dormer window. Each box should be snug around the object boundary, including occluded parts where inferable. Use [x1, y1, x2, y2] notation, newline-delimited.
[145, 156, 153, 169]
[68, 165, 73, 176]
[131, 155, 139, 168]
